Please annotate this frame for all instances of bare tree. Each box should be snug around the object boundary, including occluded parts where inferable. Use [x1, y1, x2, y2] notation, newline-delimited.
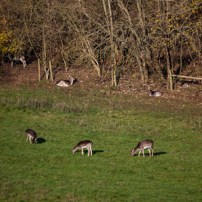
[1, 0, 201, 85]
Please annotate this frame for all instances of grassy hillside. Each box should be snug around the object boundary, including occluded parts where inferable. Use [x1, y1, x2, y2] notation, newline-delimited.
[0, 84, 202, 202]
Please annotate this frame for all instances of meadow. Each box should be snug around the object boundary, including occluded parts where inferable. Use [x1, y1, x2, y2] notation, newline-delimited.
[0, 83, 202, 202]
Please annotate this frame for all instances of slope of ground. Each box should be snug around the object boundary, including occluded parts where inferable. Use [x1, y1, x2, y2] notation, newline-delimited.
[0, 61, 201, 105]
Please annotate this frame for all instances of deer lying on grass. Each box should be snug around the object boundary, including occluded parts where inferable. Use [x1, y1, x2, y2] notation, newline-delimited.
[56, 75, 75, 87]
[181, 79, 199, 88]
[8, 54, 27, 68]
[130, 140, 154, 158]
[149, 90, 162, 97]
[25, 129, 37, 144]
[72, 140, 93, 156]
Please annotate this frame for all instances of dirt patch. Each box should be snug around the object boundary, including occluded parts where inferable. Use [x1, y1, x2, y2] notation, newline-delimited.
[0, 61, 201, 105]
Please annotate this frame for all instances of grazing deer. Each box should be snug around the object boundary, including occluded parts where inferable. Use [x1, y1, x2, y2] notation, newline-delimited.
[25, 129, 37, 144]
[72, 140, 93, 156]
[56, 75, 75, 87]
[149, 90, 162, 97]
[130, 140, 154, 158]
[8, 54, 27, 68]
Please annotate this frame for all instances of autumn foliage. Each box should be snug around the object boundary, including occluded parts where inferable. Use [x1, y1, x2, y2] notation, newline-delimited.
[0, 0, 201, 85]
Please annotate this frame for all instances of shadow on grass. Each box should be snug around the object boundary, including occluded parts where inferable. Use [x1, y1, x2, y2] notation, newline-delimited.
[154, 152, 166, 156]
[75, 150, 104, 155]
[132, 152, 166, 157]
[37, 138, 46, 144]
[92, 150, 104, 155]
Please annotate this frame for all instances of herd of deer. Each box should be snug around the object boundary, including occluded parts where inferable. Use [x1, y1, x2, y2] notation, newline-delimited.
[8, 54, 200, 158]
[8, 54, 199, 96]
[55, 75, 163, 97]
[25, 129, 154, 158]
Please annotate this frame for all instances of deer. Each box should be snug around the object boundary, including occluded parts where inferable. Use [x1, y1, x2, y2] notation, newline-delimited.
[180, 79, 198, 88]
[149, 90, 162, 97]
[72, 140, 93, 156]
[56, 75, 75, 87]
[25, 129, 37, 144]
[180, 82, 189, 88]
[130, 140, 154, 158]
[8, 54, 27, 68]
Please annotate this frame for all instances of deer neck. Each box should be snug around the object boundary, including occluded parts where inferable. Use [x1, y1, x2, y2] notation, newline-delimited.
[72, 146, 78, 153]
[69, 76, 74, 85]
[131, 149, 136, 156]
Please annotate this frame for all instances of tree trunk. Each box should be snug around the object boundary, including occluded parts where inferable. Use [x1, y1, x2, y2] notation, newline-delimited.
[108, 0, 116, 86]
[166, 46, 172, 89]
[42, 24, 49, 81]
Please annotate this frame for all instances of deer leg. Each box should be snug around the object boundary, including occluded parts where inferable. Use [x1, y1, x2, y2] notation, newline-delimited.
[138, 151, 141, 156]
[22, 61, 27, 68]
[89, 145, 92, 156]
[152, 149, 154, 157]
[82, 148, 84, 155]
[29, 136, 33, 144]
[143, 150, 145, 157]
[86, 146, 89, 156]
[86, 147, 89, 156]
[148, 149, 151, 158]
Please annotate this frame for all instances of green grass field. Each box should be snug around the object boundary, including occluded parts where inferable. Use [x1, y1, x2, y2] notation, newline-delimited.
[0, 83, 202, 202]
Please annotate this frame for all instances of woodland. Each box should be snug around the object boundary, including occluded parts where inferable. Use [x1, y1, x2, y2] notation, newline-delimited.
[1, 2, 202, 201]
[0, 0, 202, 86]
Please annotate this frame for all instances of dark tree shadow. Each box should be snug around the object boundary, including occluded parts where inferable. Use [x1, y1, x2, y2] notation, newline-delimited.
[37, 138, 46, 144]
[53, 66, 64, 81]
[53, 66, 78, 83]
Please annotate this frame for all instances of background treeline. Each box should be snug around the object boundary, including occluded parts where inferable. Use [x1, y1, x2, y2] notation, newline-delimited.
[0, 0, 201, 86]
